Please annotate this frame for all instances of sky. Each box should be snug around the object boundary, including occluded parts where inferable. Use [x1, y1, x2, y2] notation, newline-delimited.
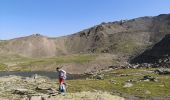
[0, 0, 170, 40]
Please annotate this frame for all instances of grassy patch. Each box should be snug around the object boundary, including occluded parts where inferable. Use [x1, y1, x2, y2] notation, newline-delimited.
[67, 80, 113, 92]
[115, 41, 139, 54]
[0, 54, 34, 64]
[0, 63, 7, 71]
[12, 54, 96, 71]
[19, 54, 96, 65]
[66, 68, 170, 98]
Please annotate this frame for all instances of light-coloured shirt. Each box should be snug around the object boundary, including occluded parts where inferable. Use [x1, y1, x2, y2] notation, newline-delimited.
[58, 69, 66, 79]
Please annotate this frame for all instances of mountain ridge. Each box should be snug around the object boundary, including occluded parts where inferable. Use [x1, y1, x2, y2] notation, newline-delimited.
[0, 13, 170, 72]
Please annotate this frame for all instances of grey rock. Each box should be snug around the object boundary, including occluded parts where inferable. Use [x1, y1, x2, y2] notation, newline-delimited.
[110, 79, 117, 84]
[145, 90, 151, 94]
[141, 75, 157, 82]
[20, 95, 29, 100]
[96, 74, 104, 80]
[155, 69, 170, 74]
[123, 83, 133, 88]
[13, 89, 29, 95]
[35, 87, 57, 95]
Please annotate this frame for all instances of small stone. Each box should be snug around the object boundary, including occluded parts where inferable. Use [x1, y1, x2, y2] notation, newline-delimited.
[110, 79, 117, 84]
[96, 75, 104, 80]
[123, 83, 133, 88]
[145, 90, 151, 94]
[29, 96, 42, 100]
[20, 95, 29, 100]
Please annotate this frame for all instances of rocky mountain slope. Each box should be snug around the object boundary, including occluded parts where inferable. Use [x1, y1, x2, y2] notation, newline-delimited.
[130, 34, 170, 66]
[59, 14, 170, 57]
[0, 13, 170, 70]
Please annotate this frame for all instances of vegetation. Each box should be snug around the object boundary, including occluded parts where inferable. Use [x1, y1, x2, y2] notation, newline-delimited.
[115, 40, 139, 54]
[19, 54, 95, 65]
[66, 68, 170, 98]
[0, 63, 7, 71]
[10, 54, 96, 71]
[0, 54, 34, 64]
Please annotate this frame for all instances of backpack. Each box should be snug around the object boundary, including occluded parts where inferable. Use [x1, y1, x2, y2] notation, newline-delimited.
[59, 70, 67, 79]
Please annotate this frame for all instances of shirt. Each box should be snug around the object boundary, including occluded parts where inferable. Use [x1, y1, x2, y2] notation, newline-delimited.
[58, 69, 66, 79]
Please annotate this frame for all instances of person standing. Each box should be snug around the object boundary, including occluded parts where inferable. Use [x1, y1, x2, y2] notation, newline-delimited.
[56, 67, 66, 94]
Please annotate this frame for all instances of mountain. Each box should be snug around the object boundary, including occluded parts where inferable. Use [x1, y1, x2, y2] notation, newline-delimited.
[0, 34, 68, 58]
[0, 14, 170, 72]
[66, 14, 170, 56]
[3, 14, 170, 57]
[130, 34, 170, 66]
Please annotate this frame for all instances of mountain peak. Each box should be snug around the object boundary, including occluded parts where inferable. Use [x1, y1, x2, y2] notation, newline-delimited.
[30, 33, 45, 37]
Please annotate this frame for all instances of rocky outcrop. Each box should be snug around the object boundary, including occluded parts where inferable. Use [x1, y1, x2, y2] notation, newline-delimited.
[0, 75, 124, 100]
[155, 69, 170, 74]
[130, 34, 170, 67]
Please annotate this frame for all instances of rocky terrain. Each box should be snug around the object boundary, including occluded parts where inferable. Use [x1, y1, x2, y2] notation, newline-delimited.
[0, 68, 170, 100]
[131, 34, 170, 67]
[1, 12, 170, 100]
[0, 75, 124, 100]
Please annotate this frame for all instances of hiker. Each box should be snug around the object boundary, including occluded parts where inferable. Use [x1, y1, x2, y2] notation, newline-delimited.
[56, 67, 66, 93]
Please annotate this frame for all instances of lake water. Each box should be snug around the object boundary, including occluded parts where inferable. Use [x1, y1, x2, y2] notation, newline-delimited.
[0, 71, 86, 80]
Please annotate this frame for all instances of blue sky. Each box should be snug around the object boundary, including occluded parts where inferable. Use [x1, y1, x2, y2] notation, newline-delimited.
[0, 0, 170, 40]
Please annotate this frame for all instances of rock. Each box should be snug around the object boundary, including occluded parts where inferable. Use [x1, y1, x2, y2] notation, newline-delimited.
[96, 74, 104, 80]
[116, 74, 129, 77]
[35, 87, 57, 95]
[13, 89, 29, 95]
[126, 79, 136, 83]
[20, 95, 29, 100]
[29, 96, 42, 100]
[145, 90, 151, 94]
[132, 64, 139, 69]
[123, 83, 133, 88]
[110, 79, 117, 84]
[141, 75, 157, 82]
[108, 66, 127, 69]
[155, 69, 170, 75]
[84, 72, 94, 75]
[40, 94, 50, 100]
[49, 91, 125, 100]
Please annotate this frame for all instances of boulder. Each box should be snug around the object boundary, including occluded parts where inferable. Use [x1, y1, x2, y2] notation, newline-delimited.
[155, 69, 170, 74]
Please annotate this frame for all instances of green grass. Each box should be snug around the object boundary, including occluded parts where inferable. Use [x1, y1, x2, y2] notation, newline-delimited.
[0, 54, 96, 71]
[12, 54, 96, 71]
[66, 68, 170, 98]
[18, 54, 96, 66]
[115, 40, 139, 54]
[0, 54, 35, 64]
[67, 80, 113, 92]
[0, 63, 7, 71]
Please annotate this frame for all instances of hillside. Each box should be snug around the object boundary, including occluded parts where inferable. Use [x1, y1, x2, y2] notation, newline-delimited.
[130, 34, 170, 66]
[0, 14, 170, 72]
[1, 14, 170, 58]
